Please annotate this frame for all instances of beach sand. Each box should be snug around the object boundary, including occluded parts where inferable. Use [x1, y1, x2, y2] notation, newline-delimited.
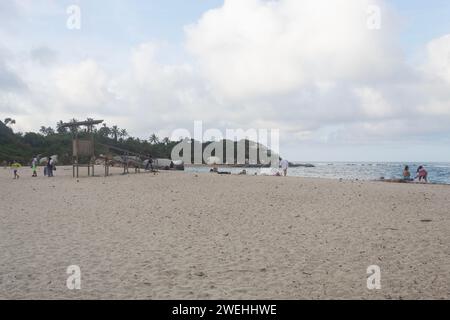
[0, 166, 449, 299]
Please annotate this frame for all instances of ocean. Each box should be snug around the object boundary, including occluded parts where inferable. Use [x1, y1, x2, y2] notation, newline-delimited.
[185, 162, 450, 185]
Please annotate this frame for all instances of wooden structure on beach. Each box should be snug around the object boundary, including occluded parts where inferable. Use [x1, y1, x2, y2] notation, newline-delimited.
[60, 119, 104, 178]
[97, 143, 151, 176]
[60, 119, 169, 178]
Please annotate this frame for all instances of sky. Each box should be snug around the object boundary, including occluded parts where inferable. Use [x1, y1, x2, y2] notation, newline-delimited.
[1, 0, 450, 162]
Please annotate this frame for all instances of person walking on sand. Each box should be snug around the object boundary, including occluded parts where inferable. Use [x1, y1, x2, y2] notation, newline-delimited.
[11, 161, 21, 179]
[416, 166, 428, 183]
[280, 159, 289, 177]
[31, 156, 38, 177]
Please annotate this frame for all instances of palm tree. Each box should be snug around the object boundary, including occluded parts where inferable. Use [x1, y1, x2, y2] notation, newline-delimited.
[4, 118, 16, 126]
[162, 137, 170, 145]
[46, 127, 55, 135]
[98, 123, 111, 137]
[149, 133, 159, 145]
[39, 126, 55, 136]
[119, 129, 128, 140]
[56, 120, 67, 134]
[85, 118, 95, 133]
[111, 125, 119, 142]
[69, 118, 79, 135]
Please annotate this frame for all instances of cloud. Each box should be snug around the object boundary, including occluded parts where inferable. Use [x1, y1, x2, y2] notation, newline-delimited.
[182, 0, 450, 146]
[425, 34, 450, 84]
[1, 0, 450, 160]
[185, 0, 400, 99]
[30, 46, 58, 66]
[51, 60, 113, 112]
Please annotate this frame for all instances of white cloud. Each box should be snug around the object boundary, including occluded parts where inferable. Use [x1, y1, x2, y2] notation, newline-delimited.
[354, 87, 394, 119]
[424, 35, 450, 84]
[1, 0, 450, 160]
[183, 0, 450, 146]
[185, 0, 399, 99]
[52, 60, 113, 111]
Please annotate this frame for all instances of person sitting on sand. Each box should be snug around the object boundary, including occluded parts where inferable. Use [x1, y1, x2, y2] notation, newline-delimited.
[416, 166, 428, 183]
[403, 165, 412, 181]
[11, 161, 21, 179]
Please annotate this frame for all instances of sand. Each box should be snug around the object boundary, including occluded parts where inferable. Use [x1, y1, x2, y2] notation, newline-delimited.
[0, 165, 449, 300]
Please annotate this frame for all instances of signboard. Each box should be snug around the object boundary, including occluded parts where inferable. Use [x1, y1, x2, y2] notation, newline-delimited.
[73, 140, 94, 157]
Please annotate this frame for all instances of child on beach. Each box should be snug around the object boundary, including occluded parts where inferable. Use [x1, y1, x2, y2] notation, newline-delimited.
[31, 157, 38, 177]
[11, 161, 21, 179]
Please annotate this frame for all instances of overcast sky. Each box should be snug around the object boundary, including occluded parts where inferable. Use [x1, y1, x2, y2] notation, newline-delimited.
[1, 0, 450, 162]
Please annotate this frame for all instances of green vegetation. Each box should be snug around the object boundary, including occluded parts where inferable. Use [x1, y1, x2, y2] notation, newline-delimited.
[0, 119, 177, 164]
[0, 118, 276, 165]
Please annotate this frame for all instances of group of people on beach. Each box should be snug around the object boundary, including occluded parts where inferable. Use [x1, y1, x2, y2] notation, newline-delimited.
[403, 165, 428, 183]
[9, 156, 56, 179]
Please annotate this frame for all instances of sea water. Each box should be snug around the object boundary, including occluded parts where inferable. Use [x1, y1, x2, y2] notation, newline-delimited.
[185, 162, 450, 185]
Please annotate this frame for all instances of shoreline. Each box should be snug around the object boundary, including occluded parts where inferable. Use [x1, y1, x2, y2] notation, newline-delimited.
[4, 165, 450, 186]
[183, 165, 450, 187]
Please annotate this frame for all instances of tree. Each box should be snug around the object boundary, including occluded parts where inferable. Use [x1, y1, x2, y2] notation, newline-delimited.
[56, 121, 68, 134]
[119, 129, 128, 141]
[39, 126, 55, 136]
[85, 118, 95, 133]
[4, 118, 16, 126]
[149, 133, 159, 145]
[98, 123, 111, 137]
[162, 137, 171, 145]
[111, 125, 119, 142]
[68, 118, 80, 135]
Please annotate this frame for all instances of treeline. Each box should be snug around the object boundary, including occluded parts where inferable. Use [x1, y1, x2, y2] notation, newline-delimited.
[0, 118, 276, 165]
[0, 118, 178, 164]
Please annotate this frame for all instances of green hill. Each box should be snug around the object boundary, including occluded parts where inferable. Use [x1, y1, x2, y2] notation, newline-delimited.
[0, 120, 278, 166]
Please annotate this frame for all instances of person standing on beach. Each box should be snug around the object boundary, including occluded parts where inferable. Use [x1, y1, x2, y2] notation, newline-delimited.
[280, 159, 289, 177]
[47, 157, 54, 177]
[31, 156, 38, 177]
[145, 155, 153, 171]
[11, 161, 21, 179]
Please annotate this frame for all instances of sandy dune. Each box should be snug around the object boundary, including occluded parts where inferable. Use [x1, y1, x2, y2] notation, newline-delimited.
[0, 166, 449, 299]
